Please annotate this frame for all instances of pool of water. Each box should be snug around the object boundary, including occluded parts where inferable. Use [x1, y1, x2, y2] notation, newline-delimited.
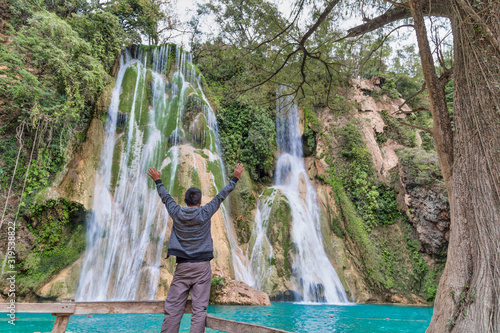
[1, 302, 433, 332]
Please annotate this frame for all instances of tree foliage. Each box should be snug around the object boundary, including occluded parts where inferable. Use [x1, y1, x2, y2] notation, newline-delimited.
[13, 11, 109, 123]
[217, 104, 276, 181]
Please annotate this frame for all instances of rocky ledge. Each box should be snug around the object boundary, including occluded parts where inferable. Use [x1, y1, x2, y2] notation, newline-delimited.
[209, 266, 271, 306]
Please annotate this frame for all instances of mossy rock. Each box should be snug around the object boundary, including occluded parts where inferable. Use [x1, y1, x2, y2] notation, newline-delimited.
[118, 64, 138, 115]
[110, 135, 124, 194]
[228, 170, 256, 245]
[265, 191, 294, 287]
[189, 113, 208, 148]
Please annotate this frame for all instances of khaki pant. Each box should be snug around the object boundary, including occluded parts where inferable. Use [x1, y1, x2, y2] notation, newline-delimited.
[160, 261, 211, 333]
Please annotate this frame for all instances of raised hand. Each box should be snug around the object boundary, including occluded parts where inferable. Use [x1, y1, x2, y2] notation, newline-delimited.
[234, 163, 244, 179]
[147, 167, 161, 181]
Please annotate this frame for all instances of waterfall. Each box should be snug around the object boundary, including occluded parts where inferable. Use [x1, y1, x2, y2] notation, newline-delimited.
[76, 45, 251, 301]
[248, 91, 349, 304]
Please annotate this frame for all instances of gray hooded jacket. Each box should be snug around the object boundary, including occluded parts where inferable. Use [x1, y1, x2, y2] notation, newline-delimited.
[155, 178, 238, 262]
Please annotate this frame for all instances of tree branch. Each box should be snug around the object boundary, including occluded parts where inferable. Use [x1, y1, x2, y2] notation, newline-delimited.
[299, 0, 341, 46]
[345, 0, 449, 39]
[346, 6, 411, 38]
[397, 119, 433, 134]
[238, 48, 300, 93]
[359, 24, 414, 74]
[246, 0, 305, 52]
[396, 81, 426, 113]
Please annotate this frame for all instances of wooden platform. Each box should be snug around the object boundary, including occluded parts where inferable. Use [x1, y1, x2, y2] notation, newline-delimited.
[1, 300, 290, 333]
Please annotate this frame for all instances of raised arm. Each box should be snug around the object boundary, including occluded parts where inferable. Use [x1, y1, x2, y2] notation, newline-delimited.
[148, 167, 180, 216]
[203, 164, 244, 218]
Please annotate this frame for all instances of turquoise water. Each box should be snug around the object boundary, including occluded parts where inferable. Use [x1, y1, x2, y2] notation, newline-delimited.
[1, 303, 432, 332]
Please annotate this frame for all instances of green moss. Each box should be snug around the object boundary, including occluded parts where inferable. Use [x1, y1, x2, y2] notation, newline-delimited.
[137, 69, 152, 142]
[262, 188, 276, 198]
[160, 162, 183, 200]
[267, 193, 293, 280]
[162, 96, 180, 140]
[228, 170, 255, 244]
[195, 149, 209, 159]
[190, 113, 208, 148]
[331, 217, 345, 238]
[110, 135, 123, 194]
[190, 168, 202, 190]
[207, 159, 225, 192]
[118, 64, 139, 115]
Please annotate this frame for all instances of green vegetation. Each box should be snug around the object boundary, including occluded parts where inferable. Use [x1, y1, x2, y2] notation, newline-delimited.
[211, 276, 226, 286]
[267, 194, 293, 280]
[396, 148, 444, 190]
[317, 120, 441, 301]
[302, 108, 320, 157]
[370, 77, 400, 99]
[207, 160, 224, 193]
[217, 104, 276, 181]
[1, 0, 176, 205]
[324, 162, 437, 297]
[379, 110, 417, 148]
[17, 198, 86, 296]
[333, 122, 401, 228]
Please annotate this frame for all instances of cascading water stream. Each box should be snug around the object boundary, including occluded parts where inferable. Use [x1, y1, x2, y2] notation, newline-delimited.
[248, 91, 349, 304]
[76, 45, 252, 301]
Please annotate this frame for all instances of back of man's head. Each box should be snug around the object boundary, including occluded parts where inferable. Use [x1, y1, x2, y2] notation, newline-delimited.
[185, 187, 202, 206]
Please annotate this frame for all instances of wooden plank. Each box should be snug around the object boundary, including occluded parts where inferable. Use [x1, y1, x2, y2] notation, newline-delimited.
[2, 300, 192, 315]
[73, 300, 192, 315]
[206, 315, 291, 333]
[0, 303, 76, 314]
[73, 301, 164, 315]
[51, 314, 70, 333]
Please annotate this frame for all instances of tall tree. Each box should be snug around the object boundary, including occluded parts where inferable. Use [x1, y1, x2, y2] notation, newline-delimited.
[337, 2, 499, 331]
[200, 0, 500, 331]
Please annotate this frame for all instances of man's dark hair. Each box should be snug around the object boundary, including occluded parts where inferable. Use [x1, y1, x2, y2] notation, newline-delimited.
[185, 187, 202, 206]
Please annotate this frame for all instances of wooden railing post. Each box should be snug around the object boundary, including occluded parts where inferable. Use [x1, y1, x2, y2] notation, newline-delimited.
[51, 314, 71, 333]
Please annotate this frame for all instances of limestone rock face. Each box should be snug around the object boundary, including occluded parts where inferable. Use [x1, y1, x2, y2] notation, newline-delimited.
[350, 80, 408, 180]
[400, 187, 449, 256]
[210, 266, 271, 305]
[37, 256, 83, 301]
[57, 118, 105, 210]
[397, 149, 450, 257]
[227, 170, 257, 246]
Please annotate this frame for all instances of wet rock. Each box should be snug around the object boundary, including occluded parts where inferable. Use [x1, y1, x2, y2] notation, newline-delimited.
[210, 267, 271, 305]
[270, 290, 302, 302]
[263, 192, 295, 297]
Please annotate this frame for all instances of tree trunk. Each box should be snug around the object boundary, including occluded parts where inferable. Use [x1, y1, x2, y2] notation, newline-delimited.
[426, 1, 500, 332]
[408, 0, 454, 194]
